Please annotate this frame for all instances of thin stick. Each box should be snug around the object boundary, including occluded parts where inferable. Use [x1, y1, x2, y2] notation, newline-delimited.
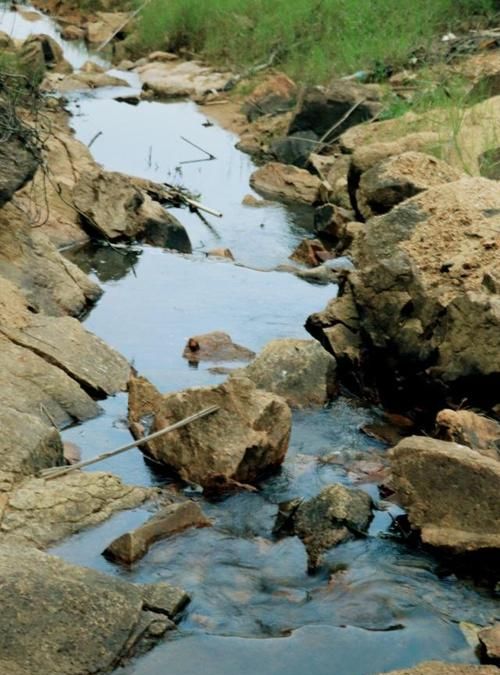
[180, 136, 216, 160]
[88, 130, 102, 149]
[184, 196, 223, 218]
[40, 405, 219, 480]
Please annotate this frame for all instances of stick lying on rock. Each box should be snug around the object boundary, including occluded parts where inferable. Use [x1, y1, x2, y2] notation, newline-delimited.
[40, 405, 220, 480]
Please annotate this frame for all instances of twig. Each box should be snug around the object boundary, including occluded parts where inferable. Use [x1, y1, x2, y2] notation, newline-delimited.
[180, 135, 216, 162]
[316, 98, 366, 151]
[40, 405, 220, 480]
[87, 130, 102, 149]
[40, 403, 57, 428]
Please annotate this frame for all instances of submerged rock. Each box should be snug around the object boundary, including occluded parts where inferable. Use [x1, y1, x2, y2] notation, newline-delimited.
[390, 436, 500, 553]
[0, 545, 188, 675]
[240, 338, 337, 408]
[0, 472, 150, 548]
[182, 331, 255, 363]
[128, 374, 291, 489]
[103, 500, 211, 564]
[275, 484, 373, 568]
[250, 161, 324, 204]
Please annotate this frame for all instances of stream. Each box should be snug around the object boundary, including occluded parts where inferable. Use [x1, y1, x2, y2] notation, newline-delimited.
[2, 5, 499, 674]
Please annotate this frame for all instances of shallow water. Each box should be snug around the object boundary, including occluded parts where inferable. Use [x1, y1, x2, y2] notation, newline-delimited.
[4, 6, 499, 675]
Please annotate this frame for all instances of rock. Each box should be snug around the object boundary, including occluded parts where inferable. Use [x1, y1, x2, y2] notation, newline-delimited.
[20, 34, 72, 75]
[354, 152, 463, 220]
[128, 374, 292, 488]
[0, 333, 99, 429]
[0, 472, 150, 547]
[250, 162, 324, 204]
[207, 248, 235, 260]
[182, 331, 255, 363]
[63, 441, 81, 465]
[242, 194, 272, 207]
[80, 60, 105, 74]
[380, 663, 498, 675]
[0, 545, 187, 674]
[137, 60, 232, 99]
[276, 484, 373, 568]
[289, 80, 382, 138]
[436, 409, 500, 460]
[4, 314, 130, 397]
[43, 71, 130, 92]
[61, 24, 86, 40]
[0, 406, 62, 493]
[240, 338, 337, 408]
[138, 196, 192, 252]
[103, 501, 211, 564]
[479, 624, 500, 664]
[117, 58, 135, 71]
[242, 73, 297, 122]
[389, 436, 500, 552]
[0, 208, 100, 316]
[290, 238, 333, 266]
[313, 177, 500, 395]
[314, 203, 355, 248]
[312, 153, 351, 209]
[0, 108, 40, 206]
[148, 51, 179, 62]
[271, 130, 319, 168]
[86, 11, 131, 44]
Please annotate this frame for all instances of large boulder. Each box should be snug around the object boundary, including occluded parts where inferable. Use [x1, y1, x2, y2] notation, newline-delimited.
[0, 545, 188, 675]
[0, 109, 40, 206]
[128, 375, 292, 488]
[275, 484, 373, 568]
[289, 81, 382, 139]
[436, 409, 500, 460]
[250, 162, 324, 204]
[0, 472, 150, 547]
[309, 178, 500, 399]
[86, 11, 130, 45]
[242, 72, 297, 122]
[389, 436, 500, 552]
[240, 338, 337, 408]
[353, 152, 462, 220]
[19, 34, 73, 77]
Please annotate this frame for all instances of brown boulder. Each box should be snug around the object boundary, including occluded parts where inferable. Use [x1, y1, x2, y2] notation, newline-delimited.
[250, 162, 324, 204]
[20, 34, 72, 76]
[43, 71, 130, 92]
[240, 338, 337, 408]
[242, 72, 297, 122]
[182, 331, 255, 363]
[137, 60, 232, 99]
[103, 500, 211, 564]
[389, 436, 500, 552]
[313, 203, 355, 248]
[436, 409, 500, 460]
[86, 11, 130, 45]
[479, 623, 500, 664]
[61, 24, 86, 40]
[290, 238, 333, 266]
[128, 375, 292, 488]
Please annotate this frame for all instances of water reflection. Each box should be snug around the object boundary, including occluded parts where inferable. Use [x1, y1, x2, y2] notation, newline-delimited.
[65, 241, 142, 283]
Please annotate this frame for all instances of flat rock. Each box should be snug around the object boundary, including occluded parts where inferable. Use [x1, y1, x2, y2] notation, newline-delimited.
[182, 331, 255, 363]
[240, 338, 337, 408]
[137, 60, 232, 98]
[381, 664, 498, 675]
[43, 71, 130, 92]
[4, 314, 130, 397]
[0, 472, 150, 548]
[390, 436, 500, 552]
[0, 545, 188, 674]
[128, 374, 291, 488]
[104, 500, 211, 564]
[436, 409, 500, 460]
[250, 162, 324, 204]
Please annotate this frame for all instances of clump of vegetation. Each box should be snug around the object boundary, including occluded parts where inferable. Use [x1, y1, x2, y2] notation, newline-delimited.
[133, 0, 496, 82]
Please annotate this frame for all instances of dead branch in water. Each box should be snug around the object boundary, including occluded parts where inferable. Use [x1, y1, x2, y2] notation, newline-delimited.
[40, 405, 219, 480]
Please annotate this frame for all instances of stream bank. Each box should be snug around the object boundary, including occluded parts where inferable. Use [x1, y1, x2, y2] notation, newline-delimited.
[0, 4, 499, 675]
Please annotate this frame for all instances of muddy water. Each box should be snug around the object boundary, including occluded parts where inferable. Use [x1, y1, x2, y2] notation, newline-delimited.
[3, 6, 499, 675]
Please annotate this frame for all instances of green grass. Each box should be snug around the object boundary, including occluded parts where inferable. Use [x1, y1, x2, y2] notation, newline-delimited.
[133, 0, 496, 82]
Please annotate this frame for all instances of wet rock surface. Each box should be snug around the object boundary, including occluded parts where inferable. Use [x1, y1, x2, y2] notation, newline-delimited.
[276, 484, 373, 568]
[0, 545, 187, 675]
[390, 436, 500, 552]
[0, 472, 150, 548]
[128, 374, 292, 488]
[240, 338, 337, 408]
[104, 500, 211, 564]
[182, 331, 255, 364]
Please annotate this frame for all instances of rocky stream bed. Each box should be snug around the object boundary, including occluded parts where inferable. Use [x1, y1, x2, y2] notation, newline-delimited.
[0, 3, 499, 675]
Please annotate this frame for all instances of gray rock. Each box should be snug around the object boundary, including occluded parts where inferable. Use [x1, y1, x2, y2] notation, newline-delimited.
[128, 374, 291, 489]
[0, 545, 188, 675]
[271, 131, 319, 168]
[0, 109, 39, 207]
[390, 436, 500, 553]
[240, 338, 337, 408]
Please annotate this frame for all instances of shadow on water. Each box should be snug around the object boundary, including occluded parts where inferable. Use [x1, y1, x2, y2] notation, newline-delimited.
[4, 5, 499, 674]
